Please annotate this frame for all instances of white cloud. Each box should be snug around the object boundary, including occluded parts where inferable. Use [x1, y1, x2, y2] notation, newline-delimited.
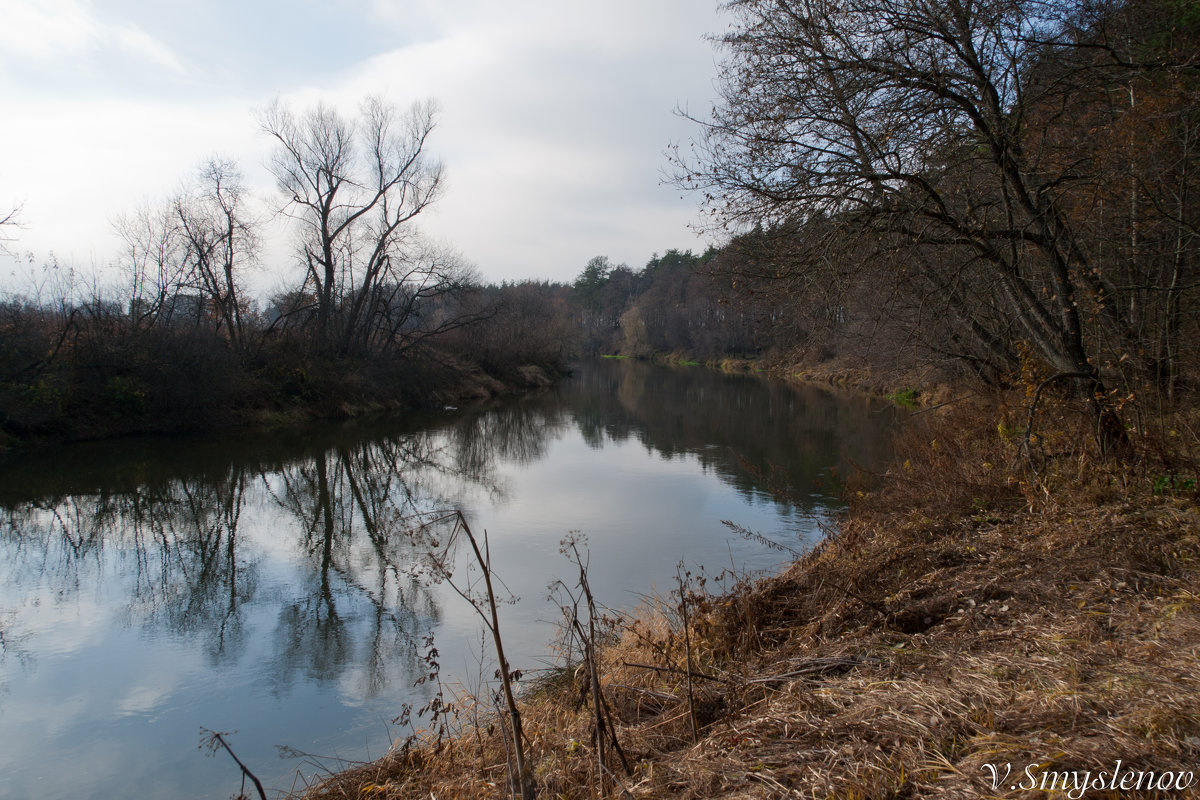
[0, 0, 185, 74]
[278, 0, 722, 280]
[0, 95, 266, 274]
[116, 681, 174, 716]
[0, 0, 724, 288]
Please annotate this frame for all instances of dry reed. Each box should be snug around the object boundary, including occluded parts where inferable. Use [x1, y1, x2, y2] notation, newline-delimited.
[298, 392, 1200, 799]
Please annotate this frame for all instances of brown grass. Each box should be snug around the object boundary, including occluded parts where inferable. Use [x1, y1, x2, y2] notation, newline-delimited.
[296, 394, 1200, 799]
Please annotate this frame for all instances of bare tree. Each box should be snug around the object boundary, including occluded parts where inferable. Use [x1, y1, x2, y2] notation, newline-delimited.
[172, 158, 258, 357]
[0, 203, 20, 257]
[112, 158, 259, 345]
[113, 201, 190, 331]
[673, 0, 1198, 441]
[260, 95, 446, 355]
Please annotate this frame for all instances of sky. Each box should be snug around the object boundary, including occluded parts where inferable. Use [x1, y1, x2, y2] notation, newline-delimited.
[0, 0, 728, 294]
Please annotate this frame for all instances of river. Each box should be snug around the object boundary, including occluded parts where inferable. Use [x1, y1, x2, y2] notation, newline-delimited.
[0, 359, 897, 799]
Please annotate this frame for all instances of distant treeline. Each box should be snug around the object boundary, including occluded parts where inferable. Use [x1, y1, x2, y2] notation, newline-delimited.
[495, 0, 1200, 408]
[560, 0, 1200, 419]
[2, 0, 1197, 444]
[474, 248, 790, 361]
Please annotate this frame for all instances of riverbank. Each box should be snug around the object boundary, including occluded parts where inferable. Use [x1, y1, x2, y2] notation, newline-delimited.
[631, 350, 956, 408]
[297, 393, 1200, 798]
[0, 347, 560, 451]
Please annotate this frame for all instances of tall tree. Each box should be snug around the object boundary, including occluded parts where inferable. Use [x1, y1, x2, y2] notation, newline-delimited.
[173, 158, 257, 357]
[261, 96, 446, 355]
[573, 255, 613, 312]
[674, 0, 1198, 438]
[114, 199, 190, 332]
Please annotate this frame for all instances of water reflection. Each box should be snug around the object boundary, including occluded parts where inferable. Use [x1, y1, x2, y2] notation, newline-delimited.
[560, 360, 887, 508]
[263, 437, 457, 695]
[0, 359, 896, 799]
[1, 467, 257, 663]
[4, 434, 472, 696]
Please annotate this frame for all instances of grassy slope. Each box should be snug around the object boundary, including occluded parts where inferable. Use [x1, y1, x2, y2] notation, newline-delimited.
[298, 397, 1200, 799]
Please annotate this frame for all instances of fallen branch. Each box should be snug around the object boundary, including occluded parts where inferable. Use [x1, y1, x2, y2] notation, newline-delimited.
[742, 656, 876, 684]
[611, 683, 679, 703]
[622, 661, 724, 683]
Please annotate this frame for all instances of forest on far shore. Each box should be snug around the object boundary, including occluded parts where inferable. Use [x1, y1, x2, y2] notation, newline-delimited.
[2, 0, 1198, 446]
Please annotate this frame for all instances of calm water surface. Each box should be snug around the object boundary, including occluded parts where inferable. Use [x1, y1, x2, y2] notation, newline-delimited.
[0, 360, 896, 799]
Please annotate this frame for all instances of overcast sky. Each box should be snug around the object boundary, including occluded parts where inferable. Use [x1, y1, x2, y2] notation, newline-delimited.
[0, 0, 728, 292]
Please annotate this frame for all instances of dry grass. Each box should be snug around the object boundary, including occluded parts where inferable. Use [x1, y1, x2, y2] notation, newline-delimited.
[297, 394, 1200, 799]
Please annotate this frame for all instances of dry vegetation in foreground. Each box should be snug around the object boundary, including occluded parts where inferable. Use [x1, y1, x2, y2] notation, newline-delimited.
[296, 395, 1200, 800]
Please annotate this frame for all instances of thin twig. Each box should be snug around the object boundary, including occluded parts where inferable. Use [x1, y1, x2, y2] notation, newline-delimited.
[677, 570, 698, 744]
[598, 758, 636, 800]
[908, 392, 979, 415]
[449, 512, 535, 800]
[202, 730, 268, 800]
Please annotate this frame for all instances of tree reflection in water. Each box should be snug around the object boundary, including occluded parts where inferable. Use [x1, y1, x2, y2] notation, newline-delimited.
[0, 361, 898, 800]
[263, 433, 462, 695]
[1, 466, 258, 665]
[0, 366, 893, 698]
[0, 408, 569, 699]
